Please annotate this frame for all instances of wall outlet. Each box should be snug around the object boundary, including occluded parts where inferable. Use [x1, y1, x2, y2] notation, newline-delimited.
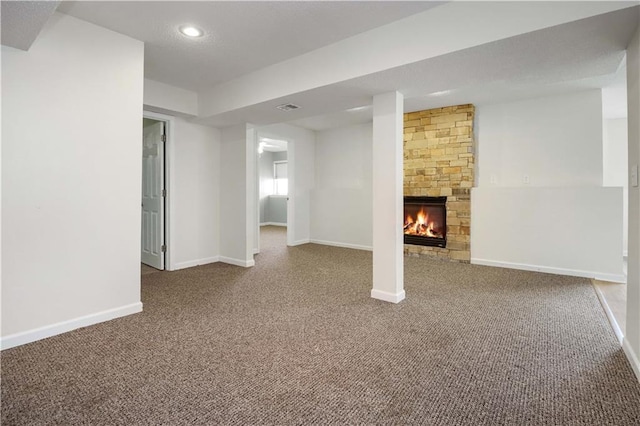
[522, 174, 530, 185]
[632, 164, 639, 188]
[490, 174, 497, 185]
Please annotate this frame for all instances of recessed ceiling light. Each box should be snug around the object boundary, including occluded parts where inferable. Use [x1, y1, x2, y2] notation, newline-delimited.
[179, 25, 203, 38]
[429, 90, 452, 97]
[346, 106, 371, 112]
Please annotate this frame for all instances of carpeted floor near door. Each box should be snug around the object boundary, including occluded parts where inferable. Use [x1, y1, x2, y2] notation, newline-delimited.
[2, 226, 640, 425]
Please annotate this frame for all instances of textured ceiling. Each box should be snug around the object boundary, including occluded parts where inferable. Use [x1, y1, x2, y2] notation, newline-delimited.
[44, 1, 640, 130]
[275, 6, 638, 130]
[1, 0, 60, 50]
[57, 1, 443, 91]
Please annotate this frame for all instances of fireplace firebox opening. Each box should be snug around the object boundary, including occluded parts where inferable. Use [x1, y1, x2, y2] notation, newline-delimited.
[404, 196, 446, 248]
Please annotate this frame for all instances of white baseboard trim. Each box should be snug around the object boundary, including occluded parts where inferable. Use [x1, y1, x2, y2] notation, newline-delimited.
[219, 256, 255, 268]
[1, 302, 143, 351]
[592, 283, 624, 345]
[593, 272, 627, 283]
[623, 338, 640, 383]
[289, 239, 310, 246]
[310, 239, 372, 251]
[470, 258, 626, 283]
[260, 222, 286, 227]
[371, 289, 406, 304]
[172, 256, 220, 271]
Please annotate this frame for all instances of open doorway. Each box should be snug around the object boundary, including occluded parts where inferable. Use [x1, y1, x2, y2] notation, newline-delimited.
[258, 137, 288, 250]
[142, 116, 167, 273]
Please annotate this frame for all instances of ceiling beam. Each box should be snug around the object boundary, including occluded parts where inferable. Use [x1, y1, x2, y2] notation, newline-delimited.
[198, 1, 636, 121]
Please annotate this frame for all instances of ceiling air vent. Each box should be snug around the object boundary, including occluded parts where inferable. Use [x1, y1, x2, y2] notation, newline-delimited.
[276, 103, 300, 111]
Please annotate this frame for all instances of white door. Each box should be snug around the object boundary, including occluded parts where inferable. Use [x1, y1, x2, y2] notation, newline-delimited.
[141, 121, 165, 269]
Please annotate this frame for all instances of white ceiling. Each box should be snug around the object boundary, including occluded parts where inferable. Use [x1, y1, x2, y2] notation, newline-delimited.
[6, 1, 637, 131]
[283, 6, 639, 130]
[56, 1, 443, 91]
[185, 4, 638, 130]
[1, 0, 59, 50]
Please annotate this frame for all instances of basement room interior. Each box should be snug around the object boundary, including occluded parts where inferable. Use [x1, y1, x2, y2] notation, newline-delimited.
[2, 1, 640, 424]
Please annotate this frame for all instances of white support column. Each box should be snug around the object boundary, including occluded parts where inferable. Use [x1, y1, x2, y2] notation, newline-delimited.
[371, 91, 405, 303]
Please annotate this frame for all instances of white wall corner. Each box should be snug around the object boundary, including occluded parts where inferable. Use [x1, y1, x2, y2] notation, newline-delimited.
[144, 78, 198, 117]
[172, 257, 220, 271]
[219, 257, 255, 268]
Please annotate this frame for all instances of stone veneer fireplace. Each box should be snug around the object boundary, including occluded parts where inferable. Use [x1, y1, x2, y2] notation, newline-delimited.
[403, 104, 475, 262]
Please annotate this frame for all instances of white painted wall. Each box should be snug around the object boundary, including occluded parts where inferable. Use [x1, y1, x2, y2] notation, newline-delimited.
[257, 123, 315, 246]
[312, 123, 373, 250]
[259, 151, 274, 223]
[258, 151, 288, 225]
[476, 90, 604, 187]
[604, 119, 629, 186]
[603, 118, 629, 254]
[249, 126, 260, 256]
[473, 90, 624, 283]
[471, 187, 624, 282]
[625, 19, 640, 381]
[267, 197, 287, 224]
[170, 118, 221, 270]
[219, 125, 255, 267]
[144, 78, 198, 117]
[1, 13, 144, 345]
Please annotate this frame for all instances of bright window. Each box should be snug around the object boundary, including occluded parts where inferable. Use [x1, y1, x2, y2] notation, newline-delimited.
[274, 161, 288, 196]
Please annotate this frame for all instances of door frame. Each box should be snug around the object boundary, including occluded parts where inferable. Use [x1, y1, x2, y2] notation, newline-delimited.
[142, 111, 174, 270]
[255, 131, 294, 253]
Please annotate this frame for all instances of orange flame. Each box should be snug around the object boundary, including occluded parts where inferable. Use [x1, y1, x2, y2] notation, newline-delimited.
[404, 207, 443, 238]
[416, 208, 428, 226]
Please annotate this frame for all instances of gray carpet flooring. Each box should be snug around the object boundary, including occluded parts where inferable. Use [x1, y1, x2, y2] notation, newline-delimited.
[2, 226, 640, 425]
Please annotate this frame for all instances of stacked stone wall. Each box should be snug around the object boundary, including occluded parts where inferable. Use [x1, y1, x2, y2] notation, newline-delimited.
[403, 104, 475, 262]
